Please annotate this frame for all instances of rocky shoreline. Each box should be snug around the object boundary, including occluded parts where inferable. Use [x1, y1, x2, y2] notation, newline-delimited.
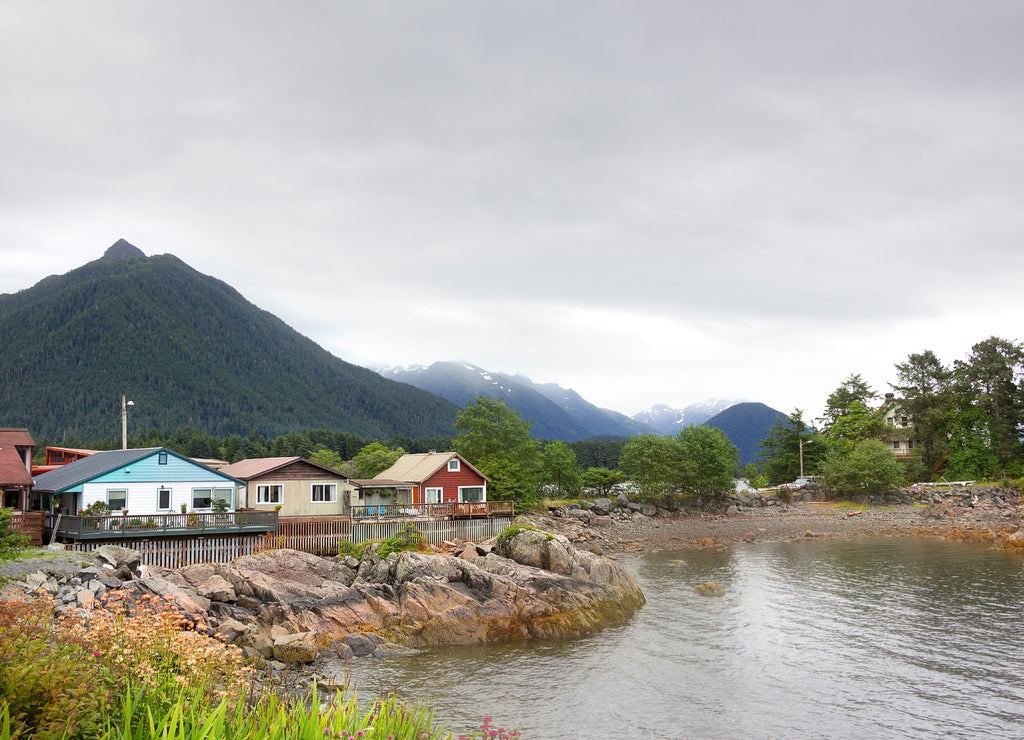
[538, 484, 1024, 555]
[2, 485, 1021, 679]
[0, 525, 645, 671]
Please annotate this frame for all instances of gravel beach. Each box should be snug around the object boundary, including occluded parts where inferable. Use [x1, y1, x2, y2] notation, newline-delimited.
[522, 499, 1024, 555]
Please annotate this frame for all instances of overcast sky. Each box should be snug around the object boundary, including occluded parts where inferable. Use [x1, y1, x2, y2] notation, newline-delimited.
[3, 2, 1022, 422]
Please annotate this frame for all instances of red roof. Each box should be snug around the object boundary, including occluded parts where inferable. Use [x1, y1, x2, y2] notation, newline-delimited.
[0, 444, 31, 487]
[0, 428, 35, 448]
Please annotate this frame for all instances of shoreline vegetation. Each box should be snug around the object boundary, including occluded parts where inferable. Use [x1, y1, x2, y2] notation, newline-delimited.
[2, 490, 1021, 739]
[0, 590, 509, 740]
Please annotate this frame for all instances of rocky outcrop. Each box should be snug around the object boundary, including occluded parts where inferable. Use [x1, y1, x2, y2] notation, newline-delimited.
[3, 530, 645, 664]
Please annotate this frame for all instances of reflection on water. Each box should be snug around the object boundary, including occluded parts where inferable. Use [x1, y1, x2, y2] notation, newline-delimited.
[338, 538, 1024, 739]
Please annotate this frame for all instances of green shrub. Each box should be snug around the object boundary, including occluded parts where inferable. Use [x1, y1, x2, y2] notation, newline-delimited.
[337, 539, 365, 560]
[373, 523, 427, 559]
[83, 500, 112, 516]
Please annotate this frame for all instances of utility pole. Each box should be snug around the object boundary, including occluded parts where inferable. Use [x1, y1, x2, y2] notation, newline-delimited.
[121, 395, 134, 450]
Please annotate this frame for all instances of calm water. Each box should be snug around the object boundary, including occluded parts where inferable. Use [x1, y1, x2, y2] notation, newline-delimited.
[340, 538, 1024, 739]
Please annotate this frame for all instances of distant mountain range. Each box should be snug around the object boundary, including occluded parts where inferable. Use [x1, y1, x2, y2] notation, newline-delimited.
[631, 399, 746, 434]
[0, 241, 458, 442]
[377, 363, 785, 461]
[377, 362, 652, 441]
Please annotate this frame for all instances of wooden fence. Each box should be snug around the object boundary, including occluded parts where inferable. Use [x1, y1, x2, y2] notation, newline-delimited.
[9, 511, 45, 547]
[350, 515, 512, 546]
[65, 534, 270, 569]
[52, 515, 513, 566]
[262, 516, 351, 556]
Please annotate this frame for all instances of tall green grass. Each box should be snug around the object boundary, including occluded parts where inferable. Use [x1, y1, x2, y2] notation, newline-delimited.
[0, 595, 464, 739]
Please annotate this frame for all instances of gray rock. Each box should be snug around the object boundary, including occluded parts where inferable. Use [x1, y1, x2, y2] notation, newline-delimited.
[196, 574, 237, 603]
[273, 631, 318, 664]
[589, 498, 613, 515]
[566, 508, 594, 524]
[346, 633, 377, 657]
[213, 618, 249, 644]
[91, 545, 141, 574]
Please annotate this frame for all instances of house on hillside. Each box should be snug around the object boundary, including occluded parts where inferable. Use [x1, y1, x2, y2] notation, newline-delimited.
[33, 447, 242, 516]
[879, 393, 920, 461]
[0, 428, 35, 510]
[357, 451, 489, 511]
[219, 457, 356, 517]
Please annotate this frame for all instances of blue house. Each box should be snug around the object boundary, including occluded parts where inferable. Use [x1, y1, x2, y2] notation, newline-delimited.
[33, 447, 242, 516]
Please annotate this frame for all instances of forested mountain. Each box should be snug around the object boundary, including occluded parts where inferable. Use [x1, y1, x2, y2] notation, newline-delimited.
[377, 361, 653, 441]
[0, 241, 459, 442]
[702, 402, 787, 466]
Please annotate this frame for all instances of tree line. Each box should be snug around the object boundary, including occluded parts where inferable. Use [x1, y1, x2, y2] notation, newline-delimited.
[33, 335, 1021, 503]
[756, 336, 1024, 492]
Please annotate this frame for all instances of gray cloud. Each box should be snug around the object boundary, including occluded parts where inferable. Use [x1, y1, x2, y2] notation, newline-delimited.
[3, 1, 1023, 420]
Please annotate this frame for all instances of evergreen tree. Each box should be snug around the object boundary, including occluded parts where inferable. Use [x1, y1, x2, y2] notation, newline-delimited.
[890, 350, 954, 478]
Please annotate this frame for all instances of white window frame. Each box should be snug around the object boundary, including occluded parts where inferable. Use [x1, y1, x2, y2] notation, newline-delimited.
[157, 487, 172, 510]
[458, 486, 485, 503]
[107, 489, 128, 511]
[448, 458, 460, 472]
[257, 484, 282, 504]
[425, 487, 443, 504]
[192, 488, 213, 509]
[311, 483, 337, 503]
[213, 487, 233, 509]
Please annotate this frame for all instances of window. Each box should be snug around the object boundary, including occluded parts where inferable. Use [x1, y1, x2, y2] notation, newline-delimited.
[448, 458, 460, 472]
[459, 486, 484, 503]
[107, 489, 127, 510]
[257, 484, 282, 504]
[312, 483, 337, 503]
[425, 487, 442, 504]
[214, 488, 233, 509]
[892, 441, 901, 450]
[158, 451, 168, 465]
[158, 488, 171, 510]
[192, 488, 213, 509]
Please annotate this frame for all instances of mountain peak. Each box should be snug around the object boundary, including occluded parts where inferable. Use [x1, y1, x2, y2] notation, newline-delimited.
[101, 239, 146, 261]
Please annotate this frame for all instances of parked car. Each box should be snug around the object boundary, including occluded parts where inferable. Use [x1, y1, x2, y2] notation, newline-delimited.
[789, 476, 819, 490]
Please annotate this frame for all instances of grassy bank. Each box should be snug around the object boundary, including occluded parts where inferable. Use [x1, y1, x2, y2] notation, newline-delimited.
[0, 592, 513, 739]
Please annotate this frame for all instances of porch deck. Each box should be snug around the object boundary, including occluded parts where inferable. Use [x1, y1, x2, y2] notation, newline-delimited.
[48, 511, 278, 541]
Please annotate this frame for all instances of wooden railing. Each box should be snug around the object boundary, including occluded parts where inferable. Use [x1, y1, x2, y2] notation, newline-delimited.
[350, 501, 513, 521]
[48, 511, 278, 541]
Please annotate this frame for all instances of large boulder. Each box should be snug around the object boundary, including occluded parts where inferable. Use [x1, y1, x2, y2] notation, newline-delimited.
[273, 631, 319, 664]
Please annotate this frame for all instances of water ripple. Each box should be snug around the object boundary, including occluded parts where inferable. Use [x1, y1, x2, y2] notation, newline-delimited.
[339, 538, 1024, 739]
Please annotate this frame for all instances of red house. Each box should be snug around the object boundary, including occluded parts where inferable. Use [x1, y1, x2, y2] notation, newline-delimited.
[0, 428, 35, 510]
[361, 451, 488, 507]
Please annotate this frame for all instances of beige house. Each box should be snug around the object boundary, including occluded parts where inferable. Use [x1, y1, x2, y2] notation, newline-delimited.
[220, 457, 356, 517]
[879, 394, 919, 460]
